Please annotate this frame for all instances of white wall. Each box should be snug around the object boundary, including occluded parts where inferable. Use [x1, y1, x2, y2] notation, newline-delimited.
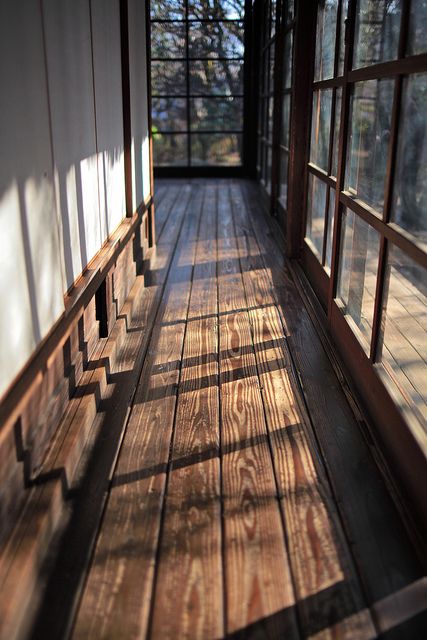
[0, 3, 65, 398]
[42, 0, 103, 290]
[0, 1, 151, 400]
[128, 0, 151, 209]
[90, 0, 126, 241]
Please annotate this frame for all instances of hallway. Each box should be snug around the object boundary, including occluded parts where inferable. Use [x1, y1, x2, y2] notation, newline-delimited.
[20, 179, 425, 639]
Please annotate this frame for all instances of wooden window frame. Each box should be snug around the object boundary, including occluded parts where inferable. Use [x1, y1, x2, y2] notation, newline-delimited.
[149, 0, 253, 176]
[285, 0, 427, 529]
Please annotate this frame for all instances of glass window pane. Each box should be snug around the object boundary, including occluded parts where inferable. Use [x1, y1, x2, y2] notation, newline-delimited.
[151, 0, 185, 20]
[188, 0, 244, 20]
[153, 133, 188, 166]
[279, 150, 289, 209]
[391, 73, 427, 239]
[283, 31, 293, 90]
[190, 97, 243, 131]
[407, 2, 427, 56]
[325, 188, 336, 272]
[191, 133, 242, 165]
[151, 22, 186, 59]
[378, 246, 427, 430]
[331, 87, 342, 177]
[310, 89, 332, 172]
[306, 173, 327, 259]
[152, 61, 187, 95]
[271, 0, 277, 39]
[353, 0, 401, 69]
[284, 0, 295, 23]
[189, 60, 243, 95]
[337, 209, 380, 351]
[266, 145, 272, 194]
[263, 50, 270, 94]
[314, 0, 338, 81]
[267, 97, 274, 143]
[281, 94, 291, 149]
[337, 0, 348, 75]
[189, 21, 244, 59]
[152, 98, 187, 132]
[345, 79, 394, 212]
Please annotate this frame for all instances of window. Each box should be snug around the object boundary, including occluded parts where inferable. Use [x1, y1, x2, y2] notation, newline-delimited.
[256, 0, 295, 224]
[304, 0, 427, 436]
[150, 0, 245, 167]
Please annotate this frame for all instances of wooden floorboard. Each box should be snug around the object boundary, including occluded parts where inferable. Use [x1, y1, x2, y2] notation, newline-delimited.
[230, 184, 376, 638]
[72, 184, 203, 638]
[217, 184, 298, 638]
[241, 180, 427, 638]
[149, 184, 222, 639]
[25, 178, 426, 640]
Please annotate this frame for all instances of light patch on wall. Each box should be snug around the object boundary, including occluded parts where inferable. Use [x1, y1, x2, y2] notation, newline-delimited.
[80, 154, 103, 265]
[104, 148, 126, 234]
[142, 135, 151, 201]
[0, 181, 36, 397]
[24, 176, 64, 337]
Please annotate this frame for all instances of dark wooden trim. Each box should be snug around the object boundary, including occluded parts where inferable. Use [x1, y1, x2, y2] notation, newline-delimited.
[243, 0, 257, 177]
[286, 0, 317, 257]
[328, 0, 356, 311]
[312, 77, 344, 90]
[348, 52, 427, 83]
[339, 192, 427, 270]
[369, 0, 411, 363]
[154, 166, 246, 178]
[0, 196, 152, 426]
[301, 242, 329, 309]
[308, 163, 337, 188]
[120, 0, 133, 217]
[145, 0, 155, 245]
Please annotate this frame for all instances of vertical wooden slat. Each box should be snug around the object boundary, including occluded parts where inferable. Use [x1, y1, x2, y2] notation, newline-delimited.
[369, 0, 411, 362]
[144, 0, 156, 246]
[286, 0, 317, 257]
[120, 0, 133, 217]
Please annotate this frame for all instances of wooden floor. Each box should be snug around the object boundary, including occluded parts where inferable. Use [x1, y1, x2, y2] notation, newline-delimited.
[31, 179, 426, 639]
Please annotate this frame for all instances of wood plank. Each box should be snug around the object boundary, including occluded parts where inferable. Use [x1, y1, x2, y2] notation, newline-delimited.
[153, 182, 184, 243]
[149, 183, 223, 639]
[72, 183, 203, 639]
[217, 185, 299, 638]
[230, 184, 376, 637]
[241, 179, 427, 636]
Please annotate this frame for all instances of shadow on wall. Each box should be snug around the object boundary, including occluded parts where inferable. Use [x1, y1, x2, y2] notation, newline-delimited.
[0, 0, 150, 399]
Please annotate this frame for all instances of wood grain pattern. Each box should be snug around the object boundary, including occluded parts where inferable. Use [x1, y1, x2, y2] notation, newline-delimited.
[231, 184, 375, 637]
[72, 184, 203, 639]
[149, 184, 223, 639]
[217, 185, 298, 638]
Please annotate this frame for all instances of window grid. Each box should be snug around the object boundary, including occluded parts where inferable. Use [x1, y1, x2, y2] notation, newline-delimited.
[150, 0, 245, 167]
